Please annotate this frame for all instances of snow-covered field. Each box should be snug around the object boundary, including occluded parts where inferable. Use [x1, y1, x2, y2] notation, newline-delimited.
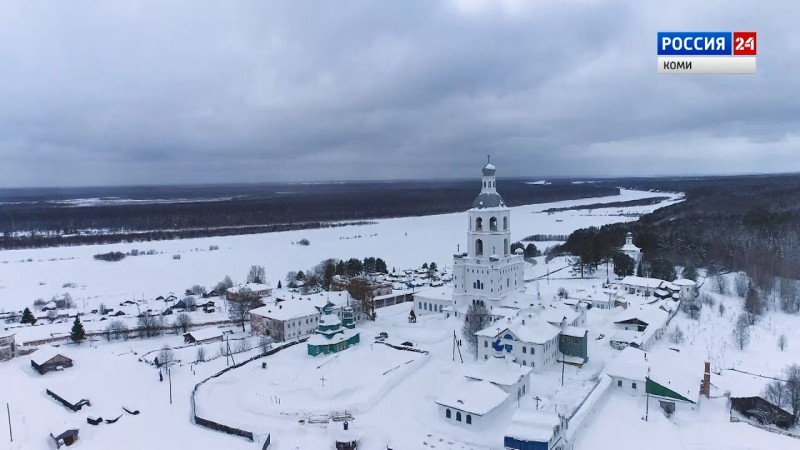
[0, 189, 682, 316]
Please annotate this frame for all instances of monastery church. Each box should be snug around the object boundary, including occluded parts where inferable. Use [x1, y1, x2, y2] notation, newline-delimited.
[415, 159, 590, 371]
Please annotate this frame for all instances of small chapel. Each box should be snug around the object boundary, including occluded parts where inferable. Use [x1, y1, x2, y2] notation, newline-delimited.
[307, 305, 360, 356]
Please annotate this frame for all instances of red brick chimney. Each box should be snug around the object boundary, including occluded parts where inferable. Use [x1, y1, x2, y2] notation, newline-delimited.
[700, 361, 711, 398]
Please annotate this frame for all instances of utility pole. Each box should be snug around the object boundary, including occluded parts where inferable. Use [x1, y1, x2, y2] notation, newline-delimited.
[561, 358, 565, 386]
[168, 367, 173, 405]
[534, 396, 541, 410]
[6, 402, 12, 442]
[645, 392, 649, 422]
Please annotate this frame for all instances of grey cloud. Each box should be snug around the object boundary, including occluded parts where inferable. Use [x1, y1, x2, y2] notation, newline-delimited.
[0, 0, 798, 187]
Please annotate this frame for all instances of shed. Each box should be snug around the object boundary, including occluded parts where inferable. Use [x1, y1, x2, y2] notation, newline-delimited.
[31, 347, 73, 375]
[46, 387, 91, 412]
[183, 326, 223, 344]
[50, 428, 80, 448]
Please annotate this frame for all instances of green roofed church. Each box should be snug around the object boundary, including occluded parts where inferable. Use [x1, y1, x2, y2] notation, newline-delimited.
[307, 304, 360, 356]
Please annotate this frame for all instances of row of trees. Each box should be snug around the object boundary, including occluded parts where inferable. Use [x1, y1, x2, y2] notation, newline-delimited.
[285, 257, 389, 292]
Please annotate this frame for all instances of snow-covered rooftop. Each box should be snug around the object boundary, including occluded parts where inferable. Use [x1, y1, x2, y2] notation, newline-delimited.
[672, 278, 696, 287]
[306, 327, 359, 346]
[183, 326, 222, 342]
[435, 378, 508, 415]
[227, 282, 272, 294]
[30, 346, 70, 366]
[561, 326, 587, 339]
[250, 301, 320, 321]
[463, 356, 531, 387]
[605, 347, 649, 381]
[620, 276, 666, 289]
[614, 305, 668, 328]
[719, 370, 769, 398]
[505, 408, 561, 443]
[476, 315, 560, 345]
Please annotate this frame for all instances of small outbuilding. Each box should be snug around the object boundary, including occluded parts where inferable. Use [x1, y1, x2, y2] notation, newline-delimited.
[31, 347, 73, 375]
[183, 326, 224, 344]
[0, 331, 16, 361]
[50, 427, 80, 448]
[504, 407, 568, 450]
[46, 387, 91, 412]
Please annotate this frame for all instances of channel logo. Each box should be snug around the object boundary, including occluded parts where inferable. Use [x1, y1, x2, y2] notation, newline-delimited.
[657, 31, 757, 74]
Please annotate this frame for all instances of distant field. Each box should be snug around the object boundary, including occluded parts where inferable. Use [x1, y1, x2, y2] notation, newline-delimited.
[0, 180, 619, 249]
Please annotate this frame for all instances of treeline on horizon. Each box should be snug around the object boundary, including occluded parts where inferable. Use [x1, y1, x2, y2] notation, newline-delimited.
[0, 181, 618, 250]
[555, 173, 800, 288]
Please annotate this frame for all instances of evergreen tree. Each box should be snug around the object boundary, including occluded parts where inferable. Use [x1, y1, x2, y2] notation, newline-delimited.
[21, 307, 36, 325]
[375, 258, 388, 274]
[612, 252, 635, 277]
[70, 316, 86, 343]
[277, 280, 282, 289]
[524, 243, 539, 258]
[681, 264, 698, 281]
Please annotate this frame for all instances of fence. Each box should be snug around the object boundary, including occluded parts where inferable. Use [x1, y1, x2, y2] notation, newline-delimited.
[21, 319, 236, 347]
[375, 340, 430, 355]
[190, 338, 308, 444]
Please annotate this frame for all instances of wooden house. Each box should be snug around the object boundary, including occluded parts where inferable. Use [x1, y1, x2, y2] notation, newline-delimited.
[31, 348, 73, 375]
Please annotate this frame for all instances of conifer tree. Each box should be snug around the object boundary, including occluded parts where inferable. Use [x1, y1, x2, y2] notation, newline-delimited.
[21, 307, 36, 325]
[70, 316, 86, 343]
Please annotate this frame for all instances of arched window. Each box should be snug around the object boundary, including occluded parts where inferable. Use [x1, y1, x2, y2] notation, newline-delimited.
[504, 238, 509, 255]
[456, 412, 462, 422]
[466, 415, 472, 424]
[475, 239, 483, 256]
[475, 217, 483, 231]
[446, 409, 451, 419]
[503, 216, 508, 230]
[489, 217, 498, 231]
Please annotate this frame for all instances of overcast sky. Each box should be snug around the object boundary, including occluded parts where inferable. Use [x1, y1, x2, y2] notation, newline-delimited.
[1, 1, 798, 187]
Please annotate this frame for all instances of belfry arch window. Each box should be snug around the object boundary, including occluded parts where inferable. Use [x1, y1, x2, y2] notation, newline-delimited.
[503, 217, 508, 230]
[504, 238, 509, 255]
[490, 217, 498, 231]
[475, 217, 483, 231]
[475, 239, 483, 256]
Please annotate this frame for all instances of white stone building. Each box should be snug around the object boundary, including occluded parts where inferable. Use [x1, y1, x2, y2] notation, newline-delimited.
[250, 301, 320, 342]
[475, 315, 560, 371]
[620, 232, 642, 268]
[416, 159, 525, 317]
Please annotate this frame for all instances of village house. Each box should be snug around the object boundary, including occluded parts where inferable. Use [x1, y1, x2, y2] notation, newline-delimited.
[476, 316, 561, 372]
[463, 351, 532, 401]
[504, 407, 569, 450]
[436, 378, 509, 428]
[609, 305, 670, 350]
[183, 326, 224, 344]
[619, 276, 675, 297]
[226, 282, 272, 301]
[31, 347, 73, 375]
[605, 347, 705, 415]
[723, 370, 794, 429]
[0, 331, 16, 361]
[250, 300, 321, 342]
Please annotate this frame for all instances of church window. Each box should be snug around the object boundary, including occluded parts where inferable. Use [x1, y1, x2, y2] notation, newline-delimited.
[475, 218, 483, 231]
[466, 415, 472, 424]
[522, 360, 527, 366]
[484, 340, 488, 348]
[446, 409, 451, 419]
[522, 346, 527, 353]
[475, 239, 483, 256]
[504, 238, 509, 255]
[490, 217, 498, 231]
[456, 412, 462, 422]
[503, 216, 508, 230]
[618, 380, 622, 387]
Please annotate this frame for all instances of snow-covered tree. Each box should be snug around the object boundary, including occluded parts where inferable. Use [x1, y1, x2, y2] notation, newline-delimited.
[462, 304, 491, 355]
[246, 265, 266, 284]
[158, 345, 175, 368]
[668, 326, 685, 344]
[174, 313, 192, 334]
[732, 314, 751, 350]
[778, 334, 788, 351]
[228, 289, 260, 332]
